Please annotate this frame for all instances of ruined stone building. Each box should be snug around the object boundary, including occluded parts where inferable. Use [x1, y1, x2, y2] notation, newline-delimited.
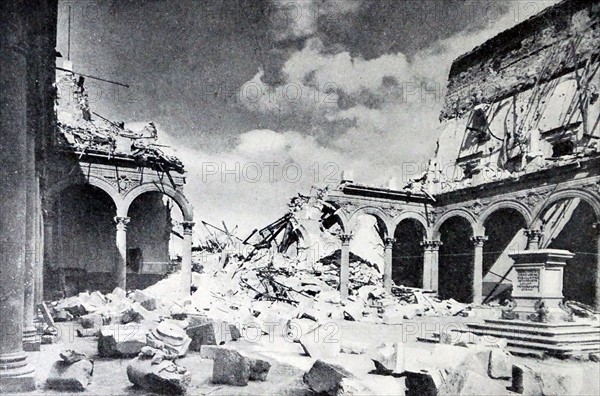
[0, 1, 193, 391]
[319, 0, 600, 309]
[46, 62, 194, 298]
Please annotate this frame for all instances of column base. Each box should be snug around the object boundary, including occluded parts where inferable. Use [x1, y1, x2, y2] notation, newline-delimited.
[0, 352, 36, 393]
[23, 327, 41, 352]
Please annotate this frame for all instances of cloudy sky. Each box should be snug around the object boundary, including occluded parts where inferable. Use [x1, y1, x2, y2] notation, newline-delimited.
[56, 0, 558, 236]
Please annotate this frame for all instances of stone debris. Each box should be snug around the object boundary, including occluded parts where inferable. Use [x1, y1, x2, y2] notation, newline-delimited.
[46, 351, 94, 392]
[248, 357, 271, 381]
[303, 359, 371, 396]
[127, 356, 190, 395]
[147, 321, 192, 358]
[98, 324, 148, 357]
[200, 345, 272, 386]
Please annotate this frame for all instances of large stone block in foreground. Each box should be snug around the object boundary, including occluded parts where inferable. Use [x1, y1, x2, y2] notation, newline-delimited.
[127, 357, 190, 395]
[98, 324, 147, 357]
[46, 359, 93, 391]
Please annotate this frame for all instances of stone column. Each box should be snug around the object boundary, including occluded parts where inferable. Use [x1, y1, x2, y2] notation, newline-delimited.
[34, 180, 44, 306]
[383, 238, 395, 292]
[524, 228, 543, 250]
[339, 234, 352, 299]
[114, 216, 130, 291]
[471, 235, 488, 305]
[181, 221, 195, 298]
[421, 240, 442, 291]
[22, 127, 38, 351]
[42, 209, 55, 300]
[594, 223, 600, 312]
[0, 1, 36, 390]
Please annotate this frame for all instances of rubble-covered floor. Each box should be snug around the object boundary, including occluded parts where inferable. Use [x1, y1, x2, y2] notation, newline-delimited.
[28, 317, 600, 395]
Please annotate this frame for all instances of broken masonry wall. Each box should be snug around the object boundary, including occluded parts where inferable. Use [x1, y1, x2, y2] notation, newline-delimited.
[431, 0, 599, 193]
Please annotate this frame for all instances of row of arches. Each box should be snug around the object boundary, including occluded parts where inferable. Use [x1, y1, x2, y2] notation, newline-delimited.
[329, 188, 600, 307]
[43, 176, 194, 298]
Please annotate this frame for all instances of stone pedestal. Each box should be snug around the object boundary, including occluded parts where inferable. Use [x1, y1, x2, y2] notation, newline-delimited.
[508, 249, 574, 322]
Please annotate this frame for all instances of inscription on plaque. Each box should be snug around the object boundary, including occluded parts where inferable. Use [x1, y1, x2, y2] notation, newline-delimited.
[517, 269, 540, 292]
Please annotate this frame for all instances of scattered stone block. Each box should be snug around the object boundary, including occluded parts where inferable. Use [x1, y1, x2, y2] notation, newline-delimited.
[248, 357, 271, 381]
[60, 350, 87, 364]
[488, 349, 512, 379]
[98, 324, 148, 357]
[285, 318, 318, 342]
[302, 359, 355, 395]
[299, 325, 339, 359]
[129, 290, 157, 311]
[203, 346, 250, 386]
[229, 323, 241, 341]
[76, 328, 99, 337]
[53, 309, 74, 322]
[439, 368, 508, 396]
[46, 359, 94, 391]
[79, 313, 103, 329]
[127, 357, 190, 395]
[342, 300, 364, 321]
[405, 369, 445, 396]
[370, 342, 396, 374]
[187, 322, 217, 352]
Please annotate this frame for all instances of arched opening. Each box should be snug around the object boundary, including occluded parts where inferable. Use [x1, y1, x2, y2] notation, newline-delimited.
[482, 208, 528, 302]
[348, 212, 387, 271]
[539, 198, 597, 306]
[46, 184, 117, 298]
[438, 216, 474, 302]
[392, 219, 426, 288]
[126, 191, 185, 289]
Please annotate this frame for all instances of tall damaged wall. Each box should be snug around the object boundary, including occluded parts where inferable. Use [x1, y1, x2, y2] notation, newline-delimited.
[431, 0, 599, 192]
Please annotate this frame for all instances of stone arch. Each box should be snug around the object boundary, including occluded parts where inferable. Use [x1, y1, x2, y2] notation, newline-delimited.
[433, 208, 478, 239]
[392, 211, 431, 239]
[332, 208, 351, 233]
[478, 200, 533, 230]
[531, 188, 600, 228]
[46, 175, 122, 210]
[348, 206, 392, 238]
[121, 184, 194, 221]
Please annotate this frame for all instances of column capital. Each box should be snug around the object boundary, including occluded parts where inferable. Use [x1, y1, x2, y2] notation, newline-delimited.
[421, 240, 443, 251]
[471, 235, 488, 247]
[182, 221, 195, 235]
[340, 233, 352, 245]
[384, 237, 396, 248]
[114, 216, 130, 231]
[524, 228, 544, 239]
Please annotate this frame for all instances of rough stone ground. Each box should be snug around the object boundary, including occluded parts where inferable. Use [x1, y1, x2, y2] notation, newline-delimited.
[25, 317, 600, 395]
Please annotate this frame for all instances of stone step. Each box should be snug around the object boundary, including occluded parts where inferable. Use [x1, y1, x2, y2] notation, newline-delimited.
[455, 328, 600, 345]
[483, 319, 594, 328]
[466, 322, 600, 337]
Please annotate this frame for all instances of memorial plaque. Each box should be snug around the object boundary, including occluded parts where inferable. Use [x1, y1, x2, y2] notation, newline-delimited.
[517, 269, 540, 292]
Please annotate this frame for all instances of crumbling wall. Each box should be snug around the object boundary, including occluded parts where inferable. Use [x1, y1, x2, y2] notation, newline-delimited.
[430, 0, 599, 193]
